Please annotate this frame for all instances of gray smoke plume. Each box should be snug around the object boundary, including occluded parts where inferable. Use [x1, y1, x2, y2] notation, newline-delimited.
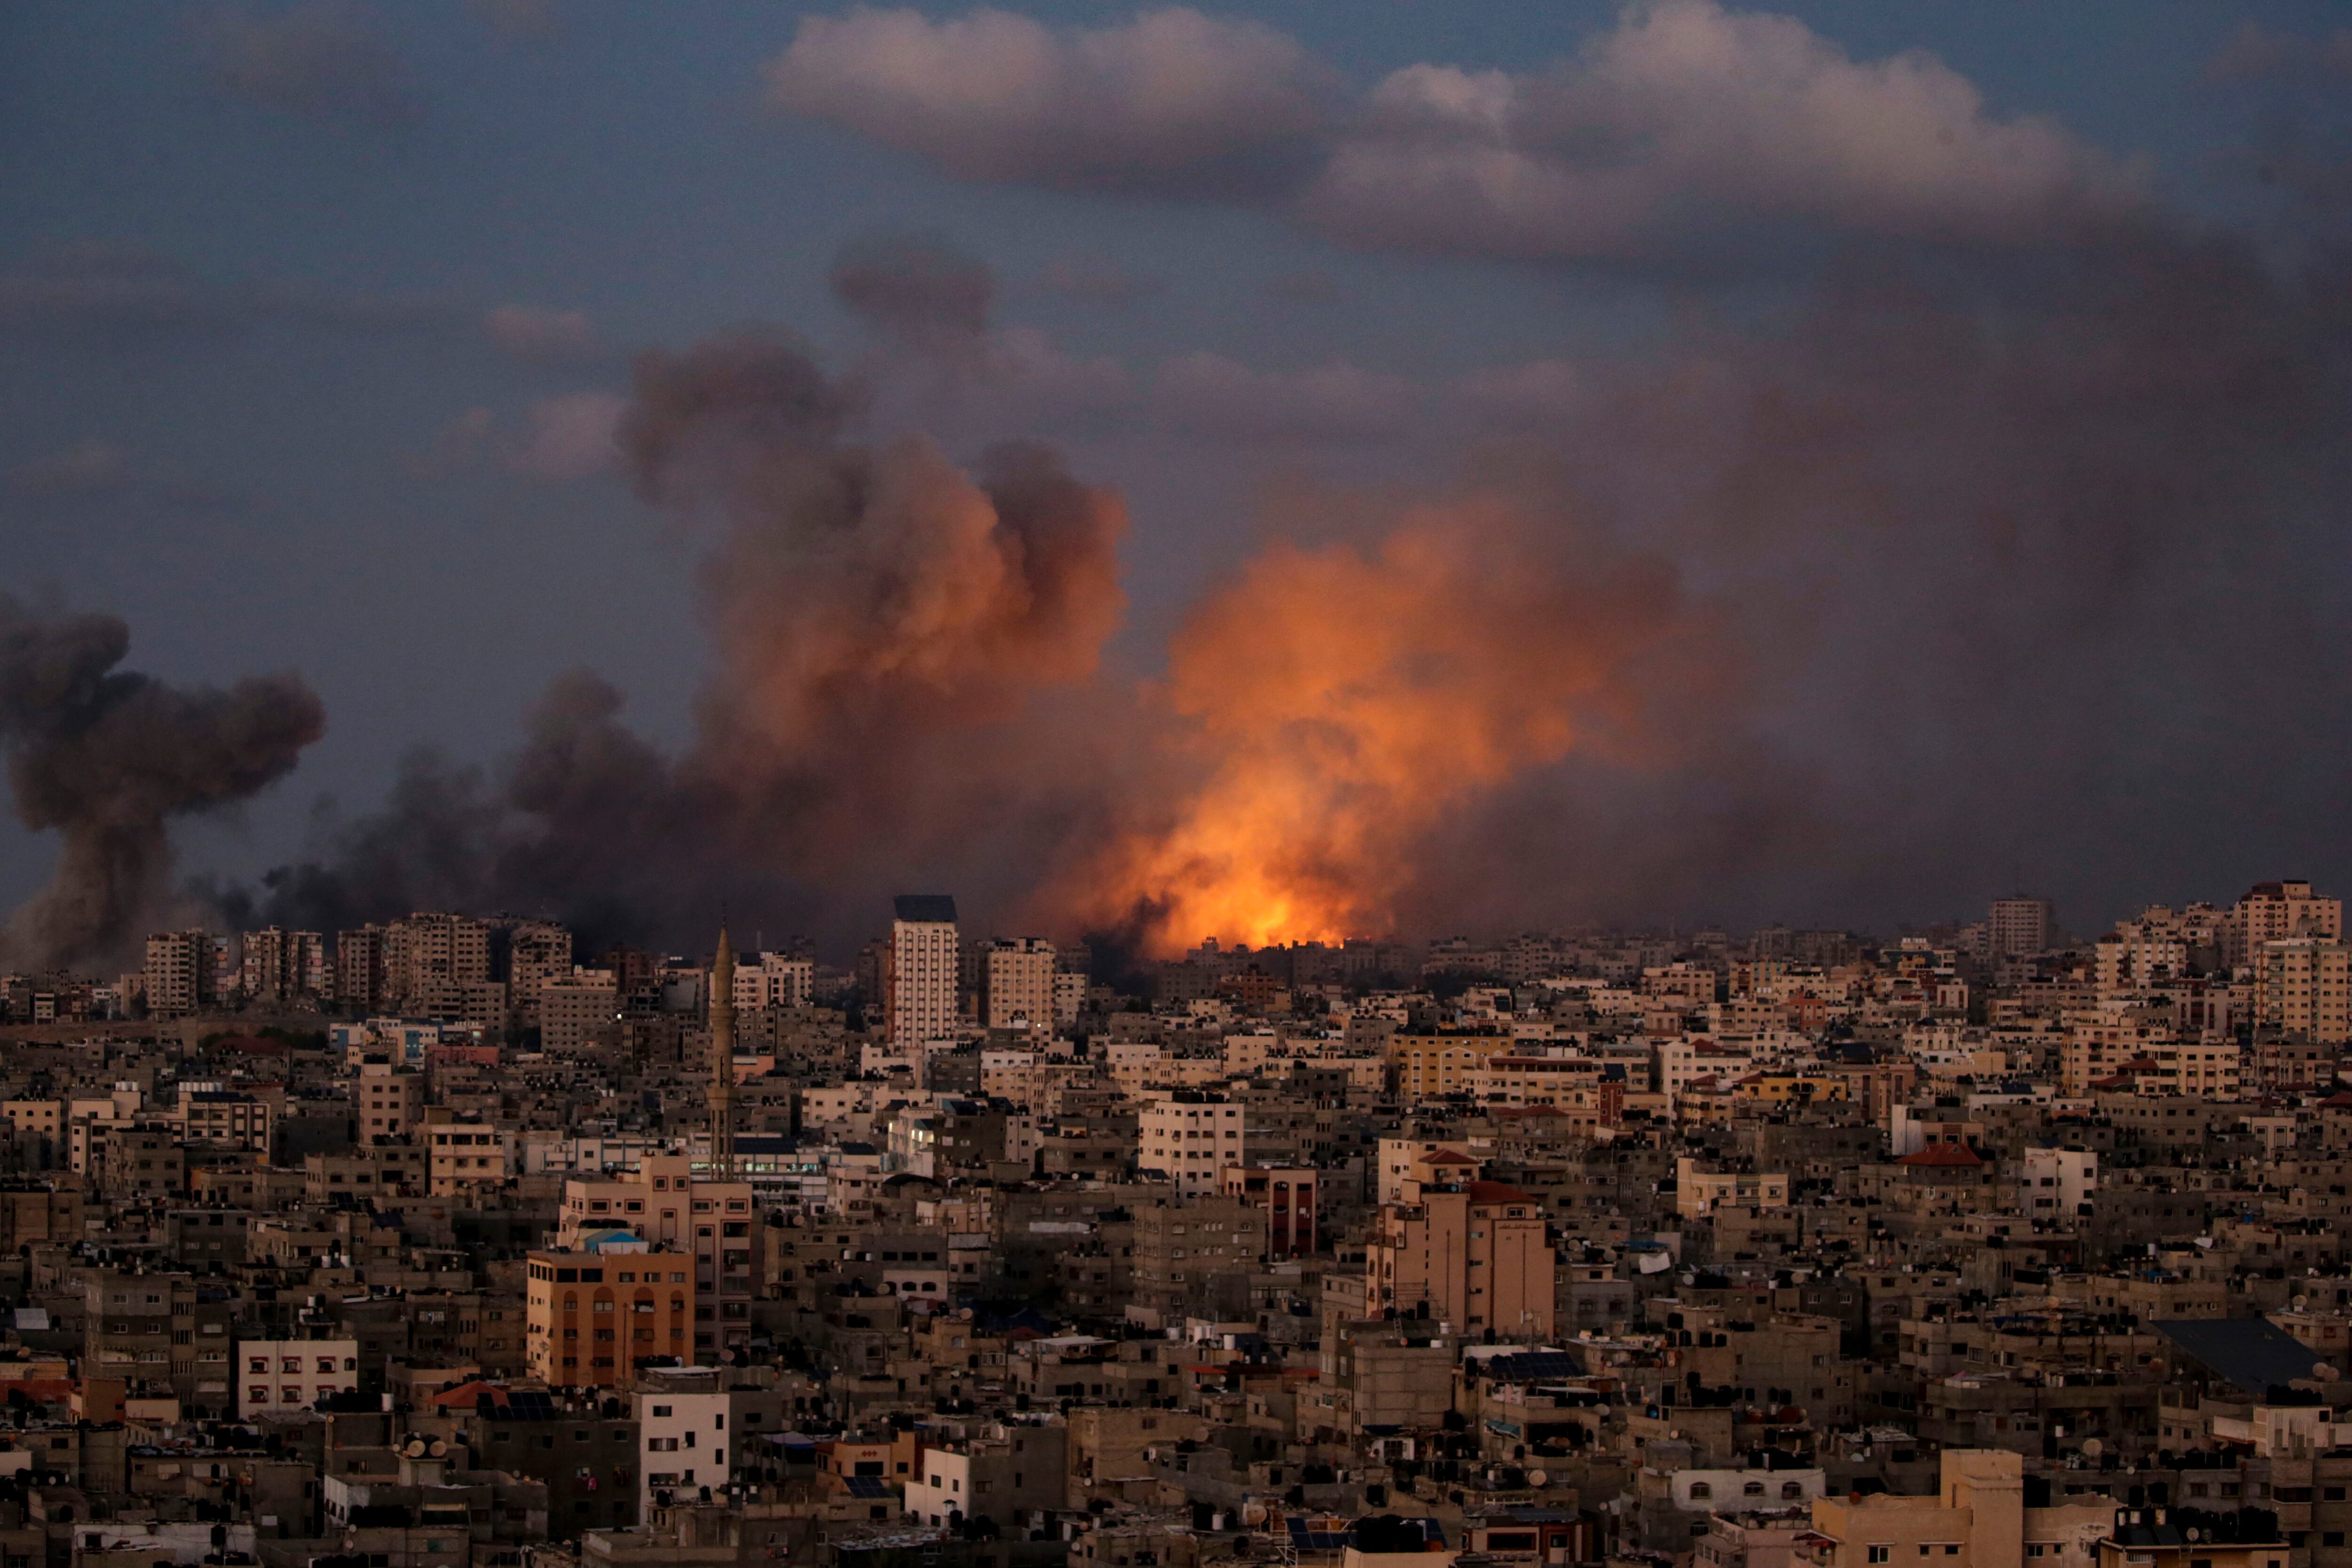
[233, 200, 2352, 954]
[0, 596, 324, 970]
[238, 329, 1130, 951]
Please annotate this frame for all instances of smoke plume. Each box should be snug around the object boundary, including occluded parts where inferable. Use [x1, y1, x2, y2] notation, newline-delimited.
[236, 329, 1129, 949]
[211, 196, 2352, 957]
[1058, 494, 1731, 952]
[0, 597, 324, 971]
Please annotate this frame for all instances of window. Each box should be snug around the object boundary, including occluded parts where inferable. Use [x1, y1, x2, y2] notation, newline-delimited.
[1868, 1551, 1891, 1564]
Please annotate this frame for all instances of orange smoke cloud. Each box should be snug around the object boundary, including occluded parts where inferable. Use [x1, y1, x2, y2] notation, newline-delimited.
[1070, 491, 1702, 955]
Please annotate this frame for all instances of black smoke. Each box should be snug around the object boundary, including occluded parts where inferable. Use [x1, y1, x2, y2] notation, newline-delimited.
[0, 596, 324, 971]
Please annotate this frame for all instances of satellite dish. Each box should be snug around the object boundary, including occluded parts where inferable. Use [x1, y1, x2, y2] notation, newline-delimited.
[1526, 1469, 1549, 1488]
[2081, 1439, 2104, 1458]
[2295, 1296, 2310, 1311]
[1242, 1503, 1268, 1527]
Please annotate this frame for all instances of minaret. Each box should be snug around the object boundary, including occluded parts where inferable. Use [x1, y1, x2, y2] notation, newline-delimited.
[709, 924, 736, 1181]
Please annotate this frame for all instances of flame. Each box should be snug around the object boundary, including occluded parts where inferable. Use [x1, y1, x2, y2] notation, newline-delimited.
[1072, 497, 1688, 955]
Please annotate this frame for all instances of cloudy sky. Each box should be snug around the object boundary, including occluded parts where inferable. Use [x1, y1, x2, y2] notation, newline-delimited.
[5, 0, 2351, 961]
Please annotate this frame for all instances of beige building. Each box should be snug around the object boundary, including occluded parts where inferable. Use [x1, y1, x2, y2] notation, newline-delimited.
[981, 938, 1057, 1029]
[1990, 897, 2057, 957]
[1137, 1092, 1245, 1197]
[2255, 937, 2352, 1044]
[386, 911, 492, 1010]
[1807, 1450, 2023, 1568]
[177, 1090, 275, 1152]
[731, 951, 814, 1011]
[1366, 1176, 1554, 1339]
[506, 920, 574, 1026]
[1390, 1030, 1513, 1101]
[1677, 1157, 1791, 1218]
[886, 895, 960, 1050]
[426, 1117, 512, 1194]
[542, 971, 620, 1054]
[352, 1064, 425, 1140]
[143, 928, 215, 1018]
[2228, 879, 2342, 966]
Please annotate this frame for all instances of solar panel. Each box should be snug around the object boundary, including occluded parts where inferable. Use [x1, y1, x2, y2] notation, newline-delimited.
[846, 1476, 893, 1498]
[1480, 1353, 1583, 1381]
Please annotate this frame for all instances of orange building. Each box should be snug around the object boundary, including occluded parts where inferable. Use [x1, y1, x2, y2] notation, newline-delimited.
[525, 1248, 695, 1389]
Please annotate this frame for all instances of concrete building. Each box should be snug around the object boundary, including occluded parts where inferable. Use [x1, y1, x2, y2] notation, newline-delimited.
[1366, 1177, 1554, 1339]
[354, 1063, 426, 1140]
[426, 1117, 512, 1194]
[543, 971, 621, 1054]
[525, 1246, 697, 1389]
[143, 928, 215, 1018]
[176, 1088, 274, 1153]
[886, 895, 961, 1051]
[236, 1335, 358, 1418]
[1990, 897, 2058, 957]
[1138, 1092, 1245, 1197]
[336, 924, 389, 1012]
[2020, 1146, 2098, 1217]
[904, 1419, 1067, 1530]
[388, 911, 493, 1011]
[2255, 937, 2352, 1043]
[507, 919, 575, 1027]
[635, 1365, 786, 1518]
[2229, 879, 2343, 966]
[731, 951, 814, 1011]
[556, 1153, 759, 1361]
[981, 938, 1057, 1030]
[1219, 1164, 1318, 1257]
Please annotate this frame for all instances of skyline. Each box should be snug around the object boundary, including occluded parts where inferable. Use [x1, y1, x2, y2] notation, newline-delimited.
[7, 0, 2352, 965]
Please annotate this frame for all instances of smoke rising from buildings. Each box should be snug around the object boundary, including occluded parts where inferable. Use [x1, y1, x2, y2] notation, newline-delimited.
[1058, 500, 1732, 952]
[29, 111, 2352, 960]
[227, 323, 1132, 950]
[0, 596, 324, 971]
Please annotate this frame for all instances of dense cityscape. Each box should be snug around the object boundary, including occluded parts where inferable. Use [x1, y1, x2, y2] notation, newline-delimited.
[0, 881, 2340, 1568]
[10, 7, 2352, 1568]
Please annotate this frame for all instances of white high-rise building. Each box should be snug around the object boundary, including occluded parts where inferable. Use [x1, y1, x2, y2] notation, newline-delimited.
[886, 896, 960, 1051]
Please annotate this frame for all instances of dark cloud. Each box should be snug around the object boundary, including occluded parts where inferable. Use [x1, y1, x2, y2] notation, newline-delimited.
[829, 233, 997, 347]
[200, 1, 420, 127]
[0, 597, 324, 971]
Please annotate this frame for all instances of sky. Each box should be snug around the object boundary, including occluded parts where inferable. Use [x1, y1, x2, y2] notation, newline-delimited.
[3, 0, 2351, 964]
